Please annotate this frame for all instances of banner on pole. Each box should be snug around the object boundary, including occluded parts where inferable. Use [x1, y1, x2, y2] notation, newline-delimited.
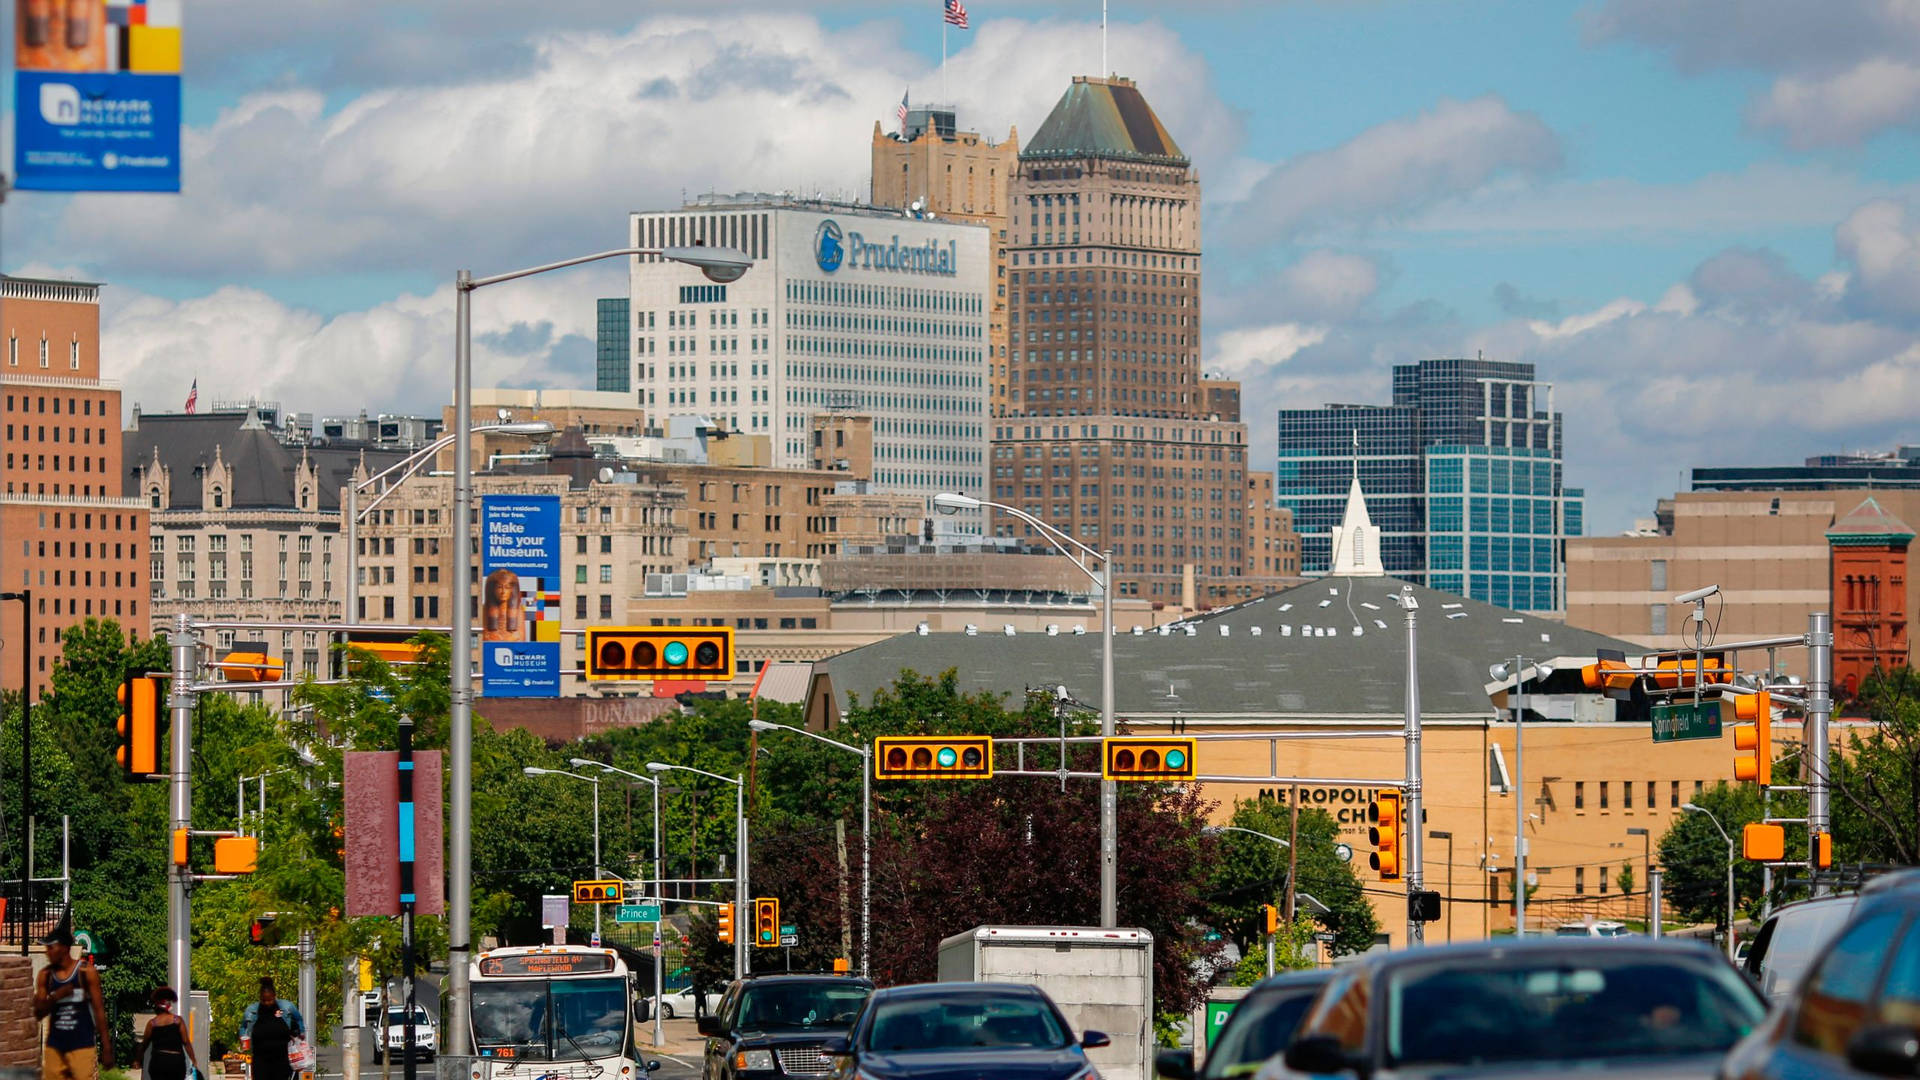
[481, 495, 562, 698]
[15, 1, 182, 191]
[344, 751, 445, 916]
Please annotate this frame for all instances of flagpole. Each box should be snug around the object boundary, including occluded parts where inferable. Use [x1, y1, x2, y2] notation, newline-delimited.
[942, 17, 948, 103]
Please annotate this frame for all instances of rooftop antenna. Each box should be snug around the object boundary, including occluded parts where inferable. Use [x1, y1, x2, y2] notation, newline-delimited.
[1102, 0, 1108, 77]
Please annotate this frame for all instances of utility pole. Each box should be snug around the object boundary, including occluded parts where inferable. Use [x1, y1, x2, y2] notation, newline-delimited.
[1807, 612, 1832, 897]
[1649, 868, 1663, 939]
[1401, 586, 1424, 946]
[167, 614, 195, 995]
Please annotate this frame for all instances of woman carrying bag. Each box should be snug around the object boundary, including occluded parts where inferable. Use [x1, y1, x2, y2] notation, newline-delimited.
[138, 987, 200, 1080]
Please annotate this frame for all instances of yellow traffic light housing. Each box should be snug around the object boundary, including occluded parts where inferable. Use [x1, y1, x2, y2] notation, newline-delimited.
[585, 626, 734, 681]
[214, 836, 259, 874]
[1742, 823, 1786, 862]
[1651, 656, 1730, 690]
[116, 674, 166, 780]
[171, 828, 189, 868]
[572, 879, 624, 904]
[1813, 831, 1833, 870]
[717, 903, 734, 944]
[873, 736, 993, 780]
[1102, 737, 1197, 782]
[1733, 691, 1773, 784]
[753, 897, 779, 949]
[1262, 904, 1278, 935]
[1580, 657, 1636, 697]
[1369, 791, 1402, 880]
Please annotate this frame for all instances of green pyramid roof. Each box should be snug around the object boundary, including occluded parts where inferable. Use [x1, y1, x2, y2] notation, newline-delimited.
[1020, 76, 1187, 165]
[1827, 496, 1917, 546]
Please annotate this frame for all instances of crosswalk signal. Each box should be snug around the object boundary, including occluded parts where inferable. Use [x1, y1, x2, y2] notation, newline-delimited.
[753, 897, 779, 949]
[585, 626, 733, 681]
[249, 913, 280, 947]
[1262, 904, 1279, 935]
[115, 673, 166, 780]
[1102, 737, 1198, 782]
[717, 903, 734, 944]
[1734, 690, 1773, 784]
[572, 879, 624, 904]
[1813, 831, 1833, 870]
[874, 736, 993, 780]
[1369, 791, 1402, 880]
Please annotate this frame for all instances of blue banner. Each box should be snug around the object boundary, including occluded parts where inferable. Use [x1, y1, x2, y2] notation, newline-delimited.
[481, 495, 562, 698]
[14, 71, 180, 191]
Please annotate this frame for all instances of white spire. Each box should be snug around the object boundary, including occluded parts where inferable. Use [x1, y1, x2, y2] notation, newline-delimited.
[1330, 434, 1383, 576]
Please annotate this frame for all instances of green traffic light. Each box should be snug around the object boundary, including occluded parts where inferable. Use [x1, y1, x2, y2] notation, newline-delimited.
[1165, 748, 1186, 769]
[664, 641, 690, 666]
[937, 747, 957, 767]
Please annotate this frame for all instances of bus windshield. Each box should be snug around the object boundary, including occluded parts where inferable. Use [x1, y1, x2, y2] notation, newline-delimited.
[473, 978, 629, 1061]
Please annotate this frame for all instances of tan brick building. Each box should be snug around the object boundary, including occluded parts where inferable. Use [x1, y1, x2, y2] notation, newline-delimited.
[1247, 471, 1301, 580]
[1, 276, 148, 694]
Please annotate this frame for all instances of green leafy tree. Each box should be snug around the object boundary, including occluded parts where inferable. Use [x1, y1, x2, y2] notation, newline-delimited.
[1203, 798, 1379, 958]
[1223, 915, 1318, 986]
[1831, 666, 1920, 865]
[1656, 782, 1766, 928]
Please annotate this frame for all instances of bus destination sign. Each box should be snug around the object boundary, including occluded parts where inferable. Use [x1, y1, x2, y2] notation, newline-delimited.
[479, 952, 616, 976]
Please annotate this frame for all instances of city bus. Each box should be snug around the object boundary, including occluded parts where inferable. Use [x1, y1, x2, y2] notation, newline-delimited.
[468, 945, 659, 1080]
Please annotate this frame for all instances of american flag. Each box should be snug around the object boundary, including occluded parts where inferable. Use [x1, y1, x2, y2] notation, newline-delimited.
[897, 91, 910, 131]
[943, 0, 968, 29]
[184, 378, 197, 414]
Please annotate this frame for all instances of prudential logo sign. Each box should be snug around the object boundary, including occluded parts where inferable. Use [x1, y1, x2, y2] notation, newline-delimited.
[813, 217, 957, 277]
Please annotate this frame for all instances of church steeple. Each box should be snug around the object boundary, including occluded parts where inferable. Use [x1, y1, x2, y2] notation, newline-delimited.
[1330, 432, 1383, 576]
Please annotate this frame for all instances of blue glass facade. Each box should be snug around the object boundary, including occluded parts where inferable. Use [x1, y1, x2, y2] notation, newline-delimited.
[596, 297, 630, 394]
[1276, 357, 1582, 612]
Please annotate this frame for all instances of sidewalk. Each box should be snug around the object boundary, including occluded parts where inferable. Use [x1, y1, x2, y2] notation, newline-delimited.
[635, 1016, 706, 1059]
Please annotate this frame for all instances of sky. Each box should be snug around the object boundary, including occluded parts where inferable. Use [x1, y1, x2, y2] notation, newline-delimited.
[11, 0, 1920, 534]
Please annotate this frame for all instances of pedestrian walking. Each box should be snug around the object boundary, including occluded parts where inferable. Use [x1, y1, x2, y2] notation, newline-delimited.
[242, 980, 298, 1080]
[33, 929, 113, 1080]
[691, 971, 709, 1020]
[137, 988, 199, 1080]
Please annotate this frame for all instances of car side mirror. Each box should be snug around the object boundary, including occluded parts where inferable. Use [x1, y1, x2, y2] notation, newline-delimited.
[1847, 1025, 1920, 1077]
[1154, 1047, 1194, 1080]
[1285, 1034, 1355, 1076]
[696, 1016, 724, 1038]
[1081, 1030, 1111, 1050]
[819, 1035, 852, 1057]
[642, 1062, 662, 1074]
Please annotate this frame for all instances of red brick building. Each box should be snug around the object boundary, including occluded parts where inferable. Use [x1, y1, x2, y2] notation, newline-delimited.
[1827, 496, 1912, 696]
[1, 276, 149, 696]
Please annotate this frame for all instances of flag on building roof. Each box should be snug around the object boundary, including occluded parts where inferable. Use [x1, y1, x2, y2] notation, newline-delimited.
[897, 91, 910, 132]
[184, 378, 196, 414]
[944, 0, 969, 29]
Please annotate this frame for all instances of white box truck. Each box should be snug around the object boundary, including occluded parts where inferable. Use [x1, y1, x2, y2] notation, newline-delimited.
[936, 926, 1154, 1080]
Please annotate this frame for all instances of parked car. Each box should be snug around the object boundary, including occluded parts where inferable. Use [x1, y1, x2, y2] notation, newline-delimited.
[650, 983, 708, 1021]
[1556, 920, 1633, 938]
[699, 973, 873, 1080]
[1742, 894, 1860, 1001]
[1720, 882, 1920, 1079]
[376, 1005, 436, 1065]
[1156, 970, 1335, 1080]
[820, 981, 1107, 1080]
[1269, 938, 1765, 1079]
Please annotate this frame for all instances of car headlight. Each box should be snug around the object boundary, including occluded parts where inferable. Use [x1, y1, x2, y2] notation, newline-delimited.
[734, 1049, 776, 1071]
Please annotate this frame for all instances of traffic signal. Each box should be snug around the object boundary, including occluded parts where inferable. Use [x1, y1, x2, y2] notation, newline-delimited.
[874, 736, 993, 780]
[220, 642, 284, 683]
[753, 897, 779, 949]
[1651, 656, 1729, 690]
[585, 626, 733, 681]
[716, 903, 734, 944]
[1813, 831, 1833, 870]
[1734, 691, 1772, 784]
[171, 828, 189, 867]
[214, 836, 259, 874]
[1742, 823, 1786, 862]
[1369, 791, 1402, 880]
[1580, 655, 1636, 698]
[1262, 904, 1278, 935]
[249, 914, 280, 947]
[1102, 737, 1197, 782]
[115, 673, 166, 780]
[1409, 890, 1442, 923]
[572, 879, 623, 904]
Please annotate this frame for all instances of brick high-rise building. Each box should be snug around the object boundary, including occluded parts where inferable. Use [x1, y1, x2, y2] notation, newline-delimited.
[990, 76, 1273, 607]
[870, 106, 1019, 416]
[0, 276, 148, 695]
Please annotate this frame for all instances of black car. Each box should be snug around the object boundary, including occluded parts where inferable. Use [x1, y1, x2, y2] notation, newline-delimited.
[699, 973, 874, 1079]
[1157, 970, 1335, 1080]
[822, 981, 1108, 1080]
[1721, 880, 1920, 1079]
[1279, 938, 1766, 1080]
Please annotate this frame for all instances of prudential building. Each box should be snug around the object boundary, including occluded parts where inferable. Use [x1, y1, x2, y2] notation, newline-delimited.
[627, 195, 991, 524]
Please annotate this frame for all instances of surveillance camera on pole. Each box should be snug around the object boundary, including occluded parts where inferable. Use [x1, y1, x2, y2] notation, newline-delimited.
[1673, 584, 1720, 604]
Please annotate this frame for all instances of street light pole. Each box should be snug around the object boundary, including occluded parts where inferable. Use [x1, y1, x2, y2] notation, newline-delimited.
[1683, 803, 1737, 958]
[649, 762, 747, 977]
[443, 245, 751, 1050]
[1428, 831, 1453, 943]
[523, 768, 604, 937]
[1490, 657, 1549, 937]
[1216, 826, 1289, 973]
[744, 720, 873, 978]
[570, 759, 662, 1048]
[1627, 827, 1651, 929]
[1400, 586, 1423, 947]
[934, 492, 1115, 927]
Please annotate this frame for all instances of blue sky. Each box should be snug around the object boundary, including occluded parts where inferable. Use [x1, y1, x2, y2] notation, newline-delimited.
[15, 0, 1920, 534]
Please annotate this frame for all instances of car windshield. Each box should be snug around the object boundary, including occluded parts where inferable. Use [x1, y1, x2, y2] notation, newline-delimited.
[1201, 987, 1321, 1079]
[1750, 898, 1858, 994]
[386, 1008, 430, 1024]
[472, 978, 628, 1060]
[1384, 955, 1765, 1069]
[736, 983, 870, 1031]
[866, 993, 1070, 1052]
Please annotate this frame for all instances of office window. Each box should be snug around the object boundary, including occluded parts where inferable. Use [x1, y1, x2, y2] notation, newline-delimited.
[575, 595, 586, 619]
[599, 565, 613, 584]
[1600, 782, 1610, 809]
[1623, 782, 1633, 809]
[1650, 604, 1667, 635]
[599, 595, 613, 619]
[1647, 781, 1657, 809]
[1575, 781, 1585, 810]
[1599, 869, 1609, 894]
[1651, 559, 1667, 591]
[1671, 781, 1680, 808]
[1575, 867, 1585, 895]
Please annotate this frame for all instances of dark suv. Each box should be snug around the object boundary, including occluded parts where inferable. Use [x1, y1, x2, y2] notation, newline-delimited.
[700, 973, 874, 1079]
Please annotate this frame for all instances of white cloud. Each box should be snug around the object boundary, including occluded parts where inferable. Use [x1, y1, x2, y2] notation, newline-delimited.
[1222, 96, 1561, 243]
[1274, 251, 1380, 321]
[1835, 199, 1920, 320]
[1749, 59, 1920, 149]
[1205, 323, 1329, 381]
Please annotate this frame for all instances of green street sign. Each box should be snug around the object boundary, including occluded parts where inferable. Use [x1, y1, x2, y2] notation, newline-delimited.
[1204, 1001, 1237, 1048]
[614, 904, 661, 923]
[780, 924, 796, 935]
[1651, 699, 1723, 743]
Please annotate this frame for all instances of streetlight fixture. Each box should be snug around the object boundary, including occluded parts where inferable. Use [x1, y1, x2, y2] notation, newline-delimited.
[523, 767, 602, 937]
[936, 491, 1118, 927]
[1214, 825, 1290, 976]
[1682, 803, 1737, 958]
[1428, 830, 1454, 943]
[1488, 659, 1552, 936]
[343, 420, 556, 622]
[1626, 827, 1652, 930]
[748, 718, 871, 978]
[443, 246, 752, 1050]
[647, 762, 747, 978]
[568, 758, 664, 1050]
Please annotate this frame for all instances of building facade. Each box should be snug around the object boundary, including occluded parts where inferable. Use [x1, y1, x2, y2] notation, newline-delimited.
[1, 276, 148, 694]
[1827, 497, 1912, 695]
[1276, 356, 1583, 613]
[869, 106, 1019, 416]
[626, 195, 990, 523]
[596, 297, 631, 395]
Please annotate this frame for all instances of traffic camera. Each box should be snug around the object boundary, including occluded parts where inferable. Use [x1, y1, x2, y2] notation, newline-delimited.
[874, 736, 993, 780]
[585, 626, 733, 681]
[115, 673, 166, 780]
[1369, 791, 1402, 880]
[754, 898, 779, 949]
[1102, 737, 1197, 782]
[1733, 691, 1772, 784]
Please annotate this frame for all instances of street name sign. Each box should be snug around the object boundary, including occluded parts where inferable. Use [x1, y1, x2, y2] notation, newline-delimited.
[1651, 699, 1722, 743]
